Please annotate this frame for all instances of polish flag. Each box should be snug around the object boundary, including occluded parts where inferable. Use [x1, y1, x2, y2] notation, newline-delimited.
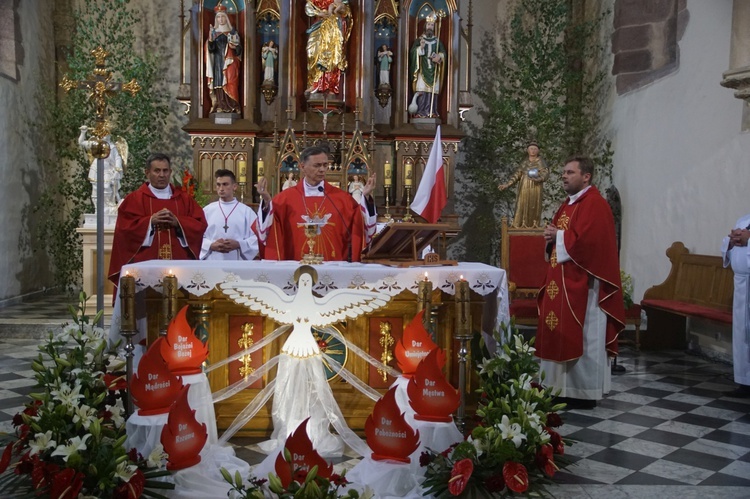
[411, 126, 446, 223]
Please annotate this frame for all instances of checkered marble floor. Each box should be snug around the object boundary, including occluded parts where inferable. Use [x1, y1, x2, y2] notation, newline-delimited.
[0, 336, 748, 497]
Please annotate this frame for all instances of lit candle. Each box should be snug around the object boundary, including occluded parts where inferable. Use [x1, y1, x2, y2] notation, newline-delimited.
[257, 157, 265, 177]
[120, 272, 137, 331]
[404, 160, 413, 186]
[162, 273, 179, 329]
[238, 159, 247, 183]
[384, 161, 392, 186]
[455, 276, 472, 337]
[417, 271, 432, 315]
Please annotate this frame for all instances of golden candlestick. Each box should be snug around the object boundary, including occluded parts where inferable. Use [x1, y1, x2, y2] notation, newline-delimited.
[161, 273, 179, 336]
[384, 185, 392, 220]
[403, 186, 414, 222]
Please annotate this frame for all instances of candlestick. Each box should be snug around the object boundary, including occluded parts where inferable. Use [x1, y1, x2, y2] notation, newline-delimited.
[161, 273, 179, 336]
[257, 157, 265, 177]
[238, 159, 247, 183]
[384, 160, 392, 187]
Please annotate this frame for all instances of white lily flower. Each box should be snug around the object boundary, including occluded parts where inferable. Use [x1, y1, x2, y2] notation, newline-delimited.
[72, 404, 96, 430]
[50, 382, 84, 410]
[29, 431, 56, 456]
[468, 435, 484, 457]
[518, 373, 532, 391]
[106, 354, 126, 372]
[498, 415, 527, 448]
[114, 460, 138, 481]
[50, 434, 91, 462]
[478, 358, 494, 375]
[107, 398, 126, 429]
[147, 443, 168, 468]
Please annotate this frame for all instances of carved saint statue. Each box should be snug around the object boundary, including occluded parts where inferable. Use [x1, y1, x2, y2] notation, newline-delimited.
[305, 0, 352, 96]
[408, 13, 446, 118]
[498, 142, 550, 227]
[377, 44, 393, 86]
[348, 174, 364, 203]
[78, 125, 127, 215]
[262, 40, 278, 84]
[205, 5, 242, 114]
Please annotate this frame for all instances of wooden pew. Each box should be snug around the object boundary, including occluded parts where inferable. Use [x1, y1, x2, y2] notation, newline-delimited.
[641, 241, 733, 349]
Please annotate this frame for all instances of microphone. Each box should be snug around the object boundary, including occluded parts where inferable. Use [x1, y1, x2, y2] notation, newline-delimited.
[318, 186, 324, 192]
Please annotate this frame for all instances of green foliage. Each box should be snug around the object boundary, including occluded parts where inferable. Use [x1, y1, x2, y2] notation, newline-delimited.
[33, 0, 169, 290]
[456, 0, 613, 263]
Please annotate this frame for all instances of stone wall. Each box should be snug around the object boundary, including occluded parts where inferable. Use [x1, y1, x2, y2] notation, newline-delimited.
[611, 0, 689, 94]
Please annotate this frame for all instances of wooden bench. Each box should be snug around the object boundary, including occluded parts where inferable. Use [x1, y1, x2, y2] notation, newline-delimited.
[640, 241, 733, 349]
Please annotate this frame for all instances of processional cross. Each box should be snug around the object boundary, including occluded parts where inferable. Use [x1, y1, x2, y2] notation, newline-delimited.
[60, 46, 140, 325]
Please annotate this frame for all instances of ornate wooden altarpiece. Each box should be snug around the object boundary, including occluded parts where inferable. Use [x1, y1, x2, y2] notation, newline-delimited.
[182, 0, 472, 217]
[175, 0, 477, 434]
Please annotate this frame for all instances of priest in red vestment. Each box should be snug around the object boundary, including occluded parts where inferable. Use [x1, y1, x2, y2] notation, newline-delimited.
[257, 146, 374, 262]
[108, 153, 207, 287]
[536, 155, 625, 408]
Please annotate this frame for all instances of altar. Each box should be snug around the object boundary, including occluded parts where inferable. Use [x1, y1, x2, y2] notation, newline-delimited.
[112, 260, 508, 435]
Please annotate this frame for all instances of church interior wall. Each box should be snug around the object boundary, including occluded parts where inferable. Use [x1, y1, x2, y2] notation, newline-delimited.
[0, 0, 56, 303]
[610, 0, 748, 303]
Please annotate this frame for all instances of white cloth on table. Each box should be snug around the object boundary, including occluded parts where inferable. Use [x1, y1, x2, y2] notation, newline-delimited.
[163, 444, 250, 498]
[722, 212, 750, 385]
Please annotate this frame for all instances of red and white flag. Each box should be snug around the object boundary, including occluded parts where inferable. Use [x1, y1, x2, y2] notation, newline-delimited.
[411, 126, 446, 223]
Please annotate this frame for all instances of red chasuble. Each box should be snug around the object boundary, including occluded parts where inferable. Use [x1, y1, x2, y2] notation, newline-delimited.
[536, 186, 625, 362]
[108, 183, 207, 285]
[264, 181, 364, 261]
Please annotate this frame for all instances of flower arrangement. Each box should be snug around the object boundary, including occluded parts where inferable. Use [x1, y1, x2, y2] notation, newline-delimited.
[221, 457, 366, 499]
[174, 165, 209, 207]
[420, 324, 568, 497]
[0, 294, 172, 498]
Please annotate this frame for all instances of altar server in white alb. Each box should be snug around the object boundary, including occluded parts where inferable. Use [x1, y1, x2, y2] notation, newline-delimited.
[722, 212, 750, 398]
[201, 169, 261, 260]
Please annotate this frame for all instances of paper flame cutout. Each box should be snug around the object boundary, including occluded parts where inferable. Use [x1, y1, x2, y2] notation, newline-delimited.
[161, 306, 209, 375]
[407, 348, 461, 422]
[365, 386, 420, 463]
[160, 385, 208, 470]
[130, 337, 184, 415]
[394, 310, 445, 376]
[274, 418, 333, 488]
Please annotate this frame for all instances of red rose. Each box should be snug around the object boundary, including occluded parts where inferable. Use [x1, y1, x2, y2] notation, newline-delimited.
[14, 451, 35, 475]
[502, 461, 529, 493]
[535, 443, 556, 477]
[448, 458, 474, 496]
[419, 451, 434, 467]
[546, 412, 563, 428]
[49, 468, 84, 499]
[546, 427, 564, 455]
[483, 472, 506, 493]
[113, 468, 146, 499]
[531, 381, 543, 390]
[330, 473, 348, 486]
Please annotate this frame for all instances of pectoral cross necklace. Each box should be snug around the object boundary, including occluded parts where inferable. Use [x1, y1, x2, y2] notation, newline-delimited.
[219, 200, 240, 233]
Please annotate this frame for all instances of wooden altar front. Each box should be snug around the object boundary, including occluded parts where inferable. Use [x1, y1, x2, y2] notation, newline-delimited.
[114, 260, 508, 436]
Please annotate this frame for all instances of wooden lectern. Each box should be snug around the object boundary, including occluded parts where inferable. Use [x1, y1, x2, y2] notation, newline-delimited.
[362, 222, 456, 266]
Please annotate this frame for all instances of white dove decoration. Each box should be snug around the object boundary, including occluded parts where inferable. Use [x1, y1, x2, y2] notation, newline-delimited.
[220, 265, 391, 358]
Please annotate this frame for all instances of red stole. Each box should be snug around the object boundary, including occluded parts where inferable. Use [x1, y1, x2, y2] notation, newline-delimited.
[536, 187, 625, 362]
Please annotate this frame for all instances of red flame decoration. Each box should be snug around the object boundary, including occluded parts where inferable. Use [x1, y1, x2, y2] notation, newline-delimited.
[160, 306, 209, 375]
[365, 386, 420, 463]
[273, 418, 333, 488]
[407, 348, 461, 422]
[160, 385, 208, 470]
[394, 310, 445, 377]
[130, 337, 184, 415]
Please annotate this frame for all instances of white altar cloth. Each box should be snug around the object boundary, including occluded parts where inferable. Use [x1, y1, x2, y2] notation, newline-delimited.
[109, 260, 509, 346]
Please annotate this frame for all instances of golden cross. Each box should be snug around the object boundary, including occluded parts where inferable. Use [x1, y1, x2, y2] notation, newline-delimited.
[60, 46, 140, 154]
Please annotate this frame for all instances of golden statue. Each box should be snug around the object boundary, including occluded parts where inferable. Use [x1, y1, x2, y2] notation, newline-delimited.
[499, 142, 549, 227]
[305, 0, 352, 96]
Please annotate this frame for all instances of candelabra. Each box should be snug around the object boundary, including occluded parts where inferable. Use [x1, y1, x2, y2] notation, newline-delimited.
[383, 185, 392, 220]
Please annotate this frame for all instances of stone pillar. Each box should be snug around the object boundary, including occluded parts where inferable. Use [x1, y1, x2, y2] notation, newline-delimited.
[721, 0, 750, 102]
